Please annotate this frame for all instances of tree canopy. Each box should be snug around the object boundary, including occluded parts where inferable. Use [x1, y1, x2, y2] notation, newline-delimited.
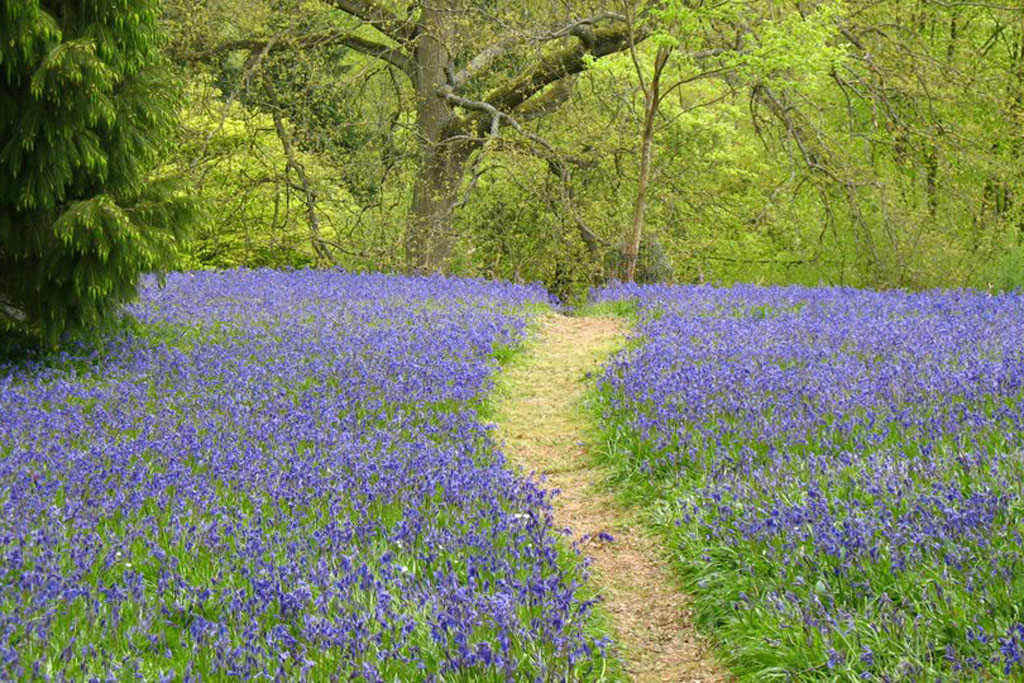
[156, 0, 1023, 295]
[6, 0, 1021, 333]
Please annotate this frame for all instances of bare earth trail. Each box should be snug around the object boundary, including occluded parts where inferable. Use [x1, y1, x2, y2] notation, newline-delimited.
[495, 314, 728, 682]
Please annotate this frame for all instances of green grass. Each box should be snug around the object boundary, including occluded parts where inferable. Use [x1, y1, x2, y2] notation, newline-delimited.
[573, 299, 639, 321]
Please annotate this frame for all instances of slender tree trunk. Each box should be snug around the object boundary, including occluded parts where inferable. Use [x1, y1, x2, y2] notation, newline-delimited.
[405, 3, 465, 273]
[266, 80, 332, 265]
[624, 99, 656, 281]
[623, 46, 670, 282]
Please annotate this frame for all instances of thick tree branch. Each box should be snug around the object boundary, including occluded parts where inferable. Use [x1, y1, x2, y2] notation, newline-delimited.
[450, 13, 627, 89]
[515, 79, 576, 122]
[209, 30, 412, 75]
[443, 90, 526, 139]
[325, 0, 415, 42]
[450, 37, 522, 89]
[483, 24, 645, 113]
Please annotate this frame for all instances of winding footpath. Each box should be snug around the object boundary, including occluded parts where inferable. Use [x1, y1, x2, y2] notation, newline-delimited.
[495, 314, 728, 682]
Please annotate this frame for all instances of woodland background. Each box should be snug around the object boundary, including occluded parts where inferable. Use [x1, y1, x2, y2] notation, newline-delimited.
[164, 0, 1024, 299]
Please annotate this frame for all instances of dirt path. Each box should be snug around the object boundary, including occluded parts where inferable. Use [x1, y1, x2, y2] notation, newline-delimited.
[495, 314, 727, 682]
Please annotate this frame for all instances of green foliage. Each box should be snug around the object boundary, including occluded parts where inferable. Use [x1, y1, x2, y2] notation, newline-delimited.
[173, 80, 326, 269]
[976, 247, 1024, 292]
[162, 0, 413, 271]
[731, 2, 845, 88]
[0, 0, 194, 344]
[156, 0, 1024, 293]
[451, 159, 605, 300]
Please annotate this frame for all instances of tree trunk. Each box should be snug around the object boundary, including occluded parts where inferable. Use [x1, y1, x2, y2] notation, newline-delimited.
[196, 6, 649, 275]
[405, 4, 464, 273]
[623, 46, 670, 282]
[407, 140, 470, 273]
[624, 103, 656, 281]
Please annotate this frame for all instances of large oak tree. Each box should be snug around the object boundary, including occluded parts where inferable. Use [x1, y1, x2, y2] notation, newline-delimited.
[184, 1, 647, 272]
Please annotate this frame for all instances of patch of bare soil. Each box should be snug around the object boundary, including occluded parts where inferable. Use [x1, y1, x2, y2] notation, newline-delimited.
[495, 315, 729, 682]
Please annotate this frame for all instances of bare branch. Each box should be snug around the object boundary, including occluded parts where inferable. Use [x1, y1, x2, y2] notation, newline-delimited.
[440, 88, 603, 253]
[325, 0, 416, 42]
[922, 0, 1020, 9]
[209, 30, 413, 75]
[190, 34, 280, 179]
[264, 78, 335, 266]
[542, 12, 629, 42]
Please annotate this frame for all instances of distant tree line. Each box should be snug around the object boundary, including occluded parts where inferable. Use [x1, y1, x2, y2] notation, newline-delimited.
[163, 0, 1024, 298]
[4, 0, 1024, 343]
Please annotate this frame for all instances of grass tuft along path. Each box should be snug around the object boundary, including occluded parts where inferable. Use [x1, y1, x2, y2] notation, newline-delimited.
[495, 314, 728, 682]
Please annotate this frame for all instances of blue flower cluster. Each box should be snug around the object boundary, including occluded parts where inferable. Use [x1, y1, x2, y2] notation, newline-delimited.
[0, 270, 608, 681]
[594, 282, 1024, 679]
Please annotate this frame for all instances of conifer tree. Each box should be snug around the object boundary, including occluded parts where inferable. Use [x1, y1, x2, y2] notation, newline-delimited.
[0, 0, 193, 344]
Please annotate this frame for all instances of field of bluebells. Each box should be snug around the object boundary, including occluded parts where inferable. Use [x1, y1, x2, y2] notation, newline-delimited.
[593, 283, 1024, 680]
[0, 270, 614, 681]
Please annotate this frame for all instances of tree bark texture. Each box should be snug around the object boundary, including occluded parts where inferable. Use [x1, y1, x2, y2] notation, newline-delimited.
[405, 4, 466, 272]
